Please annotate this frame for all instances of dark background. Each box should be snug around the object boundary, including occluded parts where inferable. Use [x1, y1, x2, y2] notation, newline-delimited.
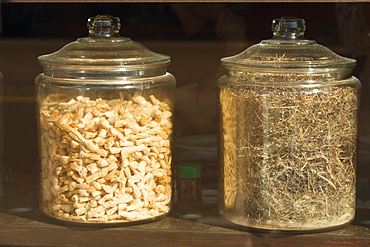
[1, 3, 339, 42]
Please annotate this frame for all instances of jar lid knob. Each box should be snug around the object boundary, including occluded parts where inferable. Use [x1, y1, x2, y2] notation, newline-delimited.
[87, 14, 121, 37]
[272, 16, 306, 39]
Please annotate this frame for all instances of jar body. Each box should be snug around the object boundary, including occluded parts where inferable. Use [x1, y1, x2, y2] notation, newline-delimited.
[218, 74, 360, 231]
[36, 73, 175, 224]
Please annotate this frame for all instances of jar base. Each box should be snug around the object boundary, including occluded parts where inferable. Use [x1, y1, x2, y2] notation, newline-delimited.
[221, 214, 355, 233]
[41, 210, 170, 228]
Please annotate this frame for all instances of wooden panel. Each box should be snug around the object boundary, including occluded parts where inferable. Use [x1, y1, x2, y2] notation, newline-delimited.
[0, 210, 370, 246]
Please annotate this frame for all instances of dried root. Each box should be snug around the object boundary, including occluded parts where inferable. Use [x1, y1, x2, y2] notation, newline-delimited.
[220, 77, 359, 230]
[39, 93, 172, 223]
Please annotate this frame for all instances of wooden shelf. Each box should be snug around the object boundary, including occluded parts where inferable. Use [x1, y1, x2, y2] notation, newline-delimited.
[0, 207, 370, 246]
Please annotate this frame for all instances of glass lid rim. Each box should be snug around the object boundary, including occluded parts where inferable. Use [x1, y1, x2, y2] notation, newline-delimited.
[38, 58, 171, 67]
[221, 60, 357, 69]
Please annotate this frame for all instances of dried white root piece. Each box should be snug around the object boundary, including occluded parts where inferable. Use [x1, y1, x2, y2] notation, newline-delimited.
[40, 93, 172, 223]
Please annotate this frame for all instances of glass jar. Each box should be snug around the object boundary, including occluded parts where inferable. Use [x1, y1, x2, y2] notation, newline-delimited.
[218, 16, 361, 231]
[36, 15, 175, 224]
[175, 162, 203, 220]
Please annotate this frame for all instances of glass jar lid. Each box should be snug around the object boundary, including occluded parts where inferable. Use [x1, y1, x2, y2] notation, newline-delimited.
[38, 15, 170, 79]
[221, 16, 356, 71]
